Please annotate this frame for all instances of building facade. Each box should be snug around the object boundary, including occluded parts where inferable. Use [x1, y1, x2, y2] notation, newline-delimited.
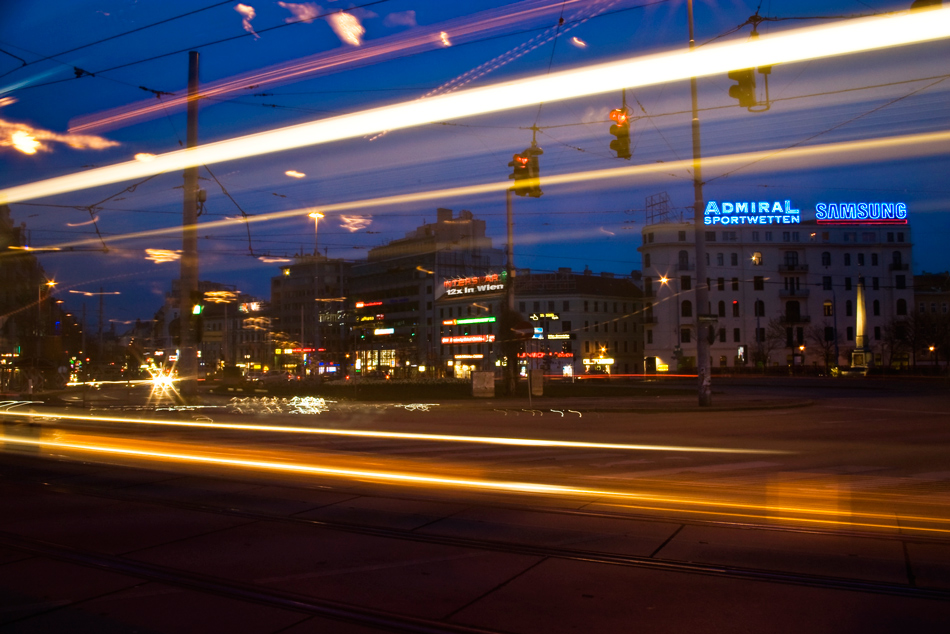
[437, 268, 644, 378]
[639, 221, 914, 371]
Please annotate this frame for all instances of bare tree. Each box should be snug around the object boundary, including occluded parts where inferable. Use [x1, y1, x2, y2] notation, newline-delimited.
[807, 321, 841, 370]
[753, 318, 788, 368]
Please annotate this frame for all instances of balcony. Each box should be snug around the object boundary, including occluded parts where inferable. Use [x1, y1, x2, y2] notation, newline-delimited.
[642, 316, 658, 324]
[889, 263, 909, 271]
[779, 314, 811, 325]
[779, 288, 811, 299]
[778, 263, 809, 273]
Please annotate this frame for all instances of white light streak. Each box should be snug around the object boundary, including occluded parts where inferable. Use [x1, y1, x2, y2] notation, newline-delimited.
[285, 169, 306, 178]
[570, 36, 587, 48]
[327, 11, 364, 46]
[235, 3, 259, 39]
[3, 8, 950, 204]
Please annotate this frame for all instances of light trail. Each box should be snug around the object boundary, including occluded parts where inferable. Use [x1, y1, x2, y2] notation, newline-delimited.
[0, 409, 787, 454]
[5, 127, 948, 256]
[4, 8, 950, 205]
[68, 0, 598, 134]
[2, 434, 947, 534]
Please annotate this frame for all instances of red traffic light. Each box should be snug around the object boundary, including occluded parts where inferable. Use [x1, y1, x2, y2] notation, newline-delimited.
[513, 154, 529, 166]
[609, 108, 628, 126]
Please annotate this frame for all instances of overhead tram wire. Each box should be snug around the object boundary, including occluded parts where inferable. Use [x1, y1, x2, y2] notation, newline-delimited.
[0, 0, 235, 81]
[202, 165, 255, 256]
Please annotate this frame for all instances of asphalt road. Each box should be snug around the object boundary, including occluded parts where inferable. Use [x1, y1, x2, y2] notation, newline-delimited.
[0, 377, 948, 632]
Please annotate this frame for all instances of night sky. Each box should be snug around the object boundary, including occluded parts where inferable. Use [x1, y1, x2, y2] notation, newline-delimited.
[2, 0, 948, 325]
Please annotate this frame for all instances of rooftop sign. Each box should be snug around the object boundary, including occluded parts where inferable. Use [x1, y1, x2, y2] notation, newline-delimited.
[704, 200, 800, 225]
[442, 335, 496, 345]
[815, 202, 907, 225]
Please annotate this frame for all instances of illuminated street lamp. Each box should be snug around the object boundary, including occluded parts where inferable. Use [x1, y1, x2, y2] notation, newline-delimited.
[309, 210, 325, 255]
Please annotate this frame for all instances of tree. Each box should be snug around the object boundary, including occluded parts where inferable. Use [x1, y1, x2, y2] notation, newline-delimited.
[753, 318, 787, 368]
[807, 322, 841, 370]
[881, 317, 908, 368]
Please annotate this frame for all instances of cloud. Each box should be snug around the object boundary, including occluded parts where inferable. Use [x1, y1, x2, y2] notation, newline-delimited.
[278, 2, 321, 23]
[340, 215, 371, 232]
[326, 11, 364, 45]
[383, 10, 416, 28]
[0, 118, 120, 155]
[234, 3, 259, 39]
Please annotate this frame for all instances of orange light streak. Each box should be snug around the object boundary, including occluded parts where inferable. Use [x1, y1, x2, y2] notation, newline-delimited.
[2, 434, 947, 534]
[0, 409, 787, 454]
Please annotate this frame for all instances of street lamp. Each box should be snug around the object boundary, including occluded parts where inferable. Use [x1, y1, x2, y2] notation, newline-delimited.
[310, 211, 325, 257]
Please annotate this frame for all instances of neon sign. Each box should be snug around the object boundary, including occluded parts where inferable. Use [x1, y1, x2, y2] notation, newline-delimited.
[443, 316, 496, 326]
[704, 200, 800, 225]
[815, 202, 907, 225]
[374, 328, 394, 335]
[443, 272, 506, 296]
[355, 301, 382, 308]
[519, 352, 573, 359]
[441, 335, 496, 344]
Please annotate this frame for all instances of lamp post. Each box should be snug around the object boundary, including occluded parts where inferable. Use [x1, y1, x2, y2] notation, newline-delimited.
[309, 211, 324, 256]
[68, 289, 121, 365]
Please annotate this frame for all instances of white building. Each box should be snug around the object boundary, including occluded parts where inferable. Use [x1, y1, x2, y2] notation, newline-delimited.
[639, 221, 913, 371]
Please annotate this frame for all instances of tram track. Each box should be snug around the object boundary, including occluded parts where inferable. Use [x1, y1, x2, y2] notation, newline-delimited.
[1, 454, 948, 607]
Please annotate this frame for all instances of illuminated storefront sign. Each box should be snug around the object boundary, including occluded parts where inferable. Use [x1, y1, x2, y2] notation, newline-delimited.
[238, 302, 261, 313]
[292, 348, 315, 353]
[441, 334, 496, 345]
[454, 354, 484, 359]
[518, 352, 573, 359]
[442, 316, 496, 326]
[443, 273, 506, 296]
[355, 301, 383, 308]
[546, 333, 573, 340]
[359, 316, 376, 321]
[704, 200, 800, 225]
[529, 313, 559, 320]
[374, 328, 395, 335]
[815, 202, 907, 225]
[583, 357, 615, 365]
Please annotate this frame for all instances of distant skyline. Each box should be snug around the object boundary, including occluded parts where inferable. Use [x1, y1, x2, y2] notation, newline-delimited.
[2, 0, 948, 324]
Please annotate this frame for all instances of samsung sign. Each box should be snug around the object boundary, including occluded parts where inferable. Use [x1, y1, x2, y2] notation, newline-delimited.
[704, 200, 800, 225]
[815, 202, 907, 225]
[704, 200, 908, 226]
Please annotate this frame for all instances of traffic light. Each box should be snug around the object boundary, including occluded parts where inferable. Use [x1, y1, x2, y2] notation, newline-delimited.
[523, 144, 543, 198]
[508, 151, 530, 195]
[608, 108, 631, 159]
[727, 68, 756, 109]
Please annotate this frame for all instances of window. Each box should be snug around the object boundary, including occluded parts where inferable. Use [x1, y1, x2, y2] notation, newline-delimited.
[519, 302, 526, 312]
[732, 278, 739, 291]
[846, 326, 854, 341]
[857, 253, 865, 266]
[862, 232, 875, 243]
[644, 253, 651, 267]
[647, 330, 653, 344]
[584, 321, 589, 332]
[823, 276, 832, 291]
[784, 251, 799, 266]
[718, 301, 726, 317]
[892, 251, 903, 266]
[733, 328, 741, 342]
[897, 299, 907, 315]
[944, 303, 949, 314]
[896, 275, 906, 290]
[825, 326, 835, 342]
[643, 279, 652, 297]
[681, 301, 693, 317]
[732, 301, 740, 317]
[792, 232, 800, 242]
[533, 301, 541, 312]
[845, 232, 857, 242]
[585, 341, 590, 353]
[822, 232, 830, 242]
[719, 328, 726, 343]
[563, 300, 570, 311]
[613, 302, 618, 313]
[920, 302, 926, 314]
[717, 253, 724, 266]
[594, 301, 599, 312]
[844, 253, 851, 266]
[562, 320, 572, 332]
[872, 277, 879, 291]
[681, 275, 692, 290]
[753, 276, 765, 291]
[809, 232, 817, 242]
[705, 231, 716, 242]
[887, 232, 895, 243]
[594, 321, 599, 332]
[846, 300, 853, 317]
[845, 278, 852, 291]
[872, 253, 879, 266]
[731, 253, 739, 266]
[824, 301, 833, 317]
[897, 232, 905, 243]
[765, 231, 773, 241]
[873, 300, 880, 316]
[678, 250, 690, 269]
[717, 277, 725, 291]
[678, 230, 687, 241]
[821, 252, 831, 266]
[549, 301, 555, 312]
[584, 300, 589, 312]
[783, 231, 791, 242]
[756, 327, 765, 343]
[752, 231, 760, 241]
[647, 232, 654, 243]
[723, 231, 737, 242]
[786, 301, 802, 322]
[752, 252, 763, 265]
[681, 328, 691, 343]
[875, 326, 881, 341]
[754, 300, 765, 317]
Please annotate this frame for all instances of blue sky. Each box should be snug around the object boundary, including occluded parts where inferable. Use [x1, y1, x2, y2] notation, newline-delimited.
[1, 0, 948, 323]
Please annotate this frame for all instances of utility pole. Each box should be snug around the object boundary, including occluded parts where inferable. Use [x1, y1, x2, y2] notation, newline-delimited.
[503, 188, 518, 396]
[179, 51, 200, 397]
[688, 0, 712, 406]
[98, 286, 104, 363]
